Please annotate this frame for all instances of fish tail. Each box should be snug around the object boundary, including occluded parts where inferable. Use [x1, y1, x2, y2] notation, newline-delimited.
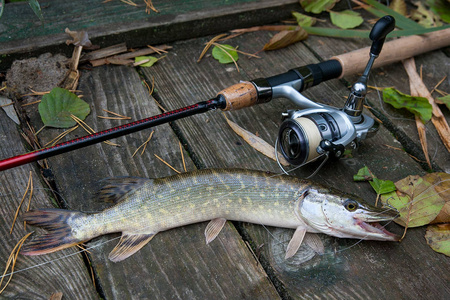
[21, 209, 86, 256]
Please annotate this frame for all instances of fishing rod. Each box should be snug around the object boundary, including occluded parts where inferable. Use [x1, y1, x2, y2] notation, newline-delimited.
[0, 16, 449, 172]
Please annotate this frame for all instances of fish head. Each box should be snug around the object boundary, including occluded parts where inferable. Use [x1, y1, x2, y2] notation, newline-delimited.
[299, 187, 399, 241]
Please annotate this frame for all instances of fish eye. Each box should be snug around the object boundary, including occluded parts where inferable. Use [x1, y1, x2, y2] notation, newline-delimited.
[344, 199, 359, 211]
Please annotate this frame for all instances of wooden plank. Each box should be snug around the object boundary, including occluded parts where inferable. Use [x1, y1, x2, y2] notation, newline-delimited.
[0, 0, 300, 70]
[21, 65, 280, 299]
[141, 30, 450, 298]
[0, 111, 98, 298]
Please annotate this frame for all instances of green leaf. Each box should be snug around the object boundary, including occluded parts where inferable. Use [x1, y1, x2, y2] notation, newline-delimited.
[212, 44, 238, 64]
[369, 177, 397, 195]
[292, 12, 316, 27]
[300, 0, 338, 14]
[330, 10, 364, 29]
[302, 24, 450, 39]
[38, 88, 90, 128]
[427, 0, 450, 23]
[380, 175, 446, 227]
[353, 166, 375, 181]
[28, 0, 44, 22]
[135, 56, 159, 67]
[0, 0, 5, 19]
[363, 0, 425, 30]
[382, 87, 432, 123]
[436, 94, 450, 110]
[426, 224, 450, 257]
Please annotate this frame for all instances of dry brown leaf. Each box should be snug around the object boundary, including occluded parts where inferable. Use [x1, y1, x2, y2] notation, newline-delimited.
[263, 29, 308, 51]
[389, 0, 408, 16]
[403, 58, 450, 152]
[224, 116, 289, 166]
[423, 172, 450, 224]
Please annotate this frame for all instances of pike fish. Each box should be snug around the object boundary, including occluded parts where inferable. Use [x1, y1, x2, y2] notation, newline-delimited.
[21, 169, 399, 262]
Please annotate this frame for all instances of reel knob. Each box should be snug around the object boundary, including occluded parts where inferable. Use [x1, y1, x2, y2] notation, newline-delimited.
[369, 15, 396, 56]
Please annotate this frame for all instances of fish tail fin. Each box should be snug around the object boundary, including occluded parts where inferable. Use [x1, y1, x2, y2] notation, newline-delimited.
[21, 209, 86, 256]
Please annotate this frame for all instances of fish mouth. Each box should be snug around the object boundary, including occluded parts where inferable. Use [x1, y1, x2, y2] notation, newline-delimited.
[353, 207, 400, 241]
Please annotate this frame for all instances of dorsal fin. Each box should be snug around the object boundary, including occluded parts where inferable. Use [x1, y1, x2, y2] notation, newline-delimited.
[109, 232, 157, 262]
[285, 226, 306, 259]
[95, 177, 152, 204]
[204, 218, 227, 244]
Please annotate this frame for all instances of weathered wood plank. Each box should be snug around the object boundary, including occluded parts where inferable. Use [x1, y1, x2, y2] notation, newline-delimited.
[0, 0, 301, 70]
[142, 30, 450, 299]
[21, 65, 280, 299]
[0, 111, 98, 299]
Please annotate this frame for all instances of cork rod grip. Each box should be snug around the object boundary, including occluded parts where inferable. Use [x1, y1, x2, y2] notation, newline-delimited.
[332, 28, 450, 78]
[218, 82, 258, 111]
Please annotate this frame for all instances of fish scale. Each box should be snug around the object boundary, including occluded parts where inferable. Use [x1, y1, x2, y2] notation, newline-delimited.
[21, 169, 399, 262]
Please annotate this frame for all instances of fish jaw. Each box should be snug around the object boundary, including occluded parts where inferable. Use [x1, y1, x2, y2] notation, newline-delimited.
[352, 206, 400, 241]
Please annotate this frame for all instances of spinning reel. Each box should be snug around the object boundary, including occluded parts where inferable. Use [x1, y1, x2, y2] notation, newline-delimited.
[275, 16, 395, 171]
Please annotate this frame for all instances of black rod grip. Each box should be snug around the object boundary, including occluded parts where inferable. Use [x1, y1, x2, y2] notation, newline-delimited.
[305, 59, 343, 88]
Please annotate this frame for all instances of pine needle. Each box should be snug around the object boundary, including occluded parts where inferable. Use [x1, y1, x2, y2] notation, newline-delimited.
[132, 131, 154, 157]
[197, 34, 228, 63]
[10, 171, 33, 234]
[179, 141, 187, 172]
[0, 232, 33, 294]
[144, 0, 159, 13]
[431, 76, 447, 94]
[44, 126, 79, 147]
[98, 109, 131, 120]
[154, 154, 181, 174]
[70, 114, 119, 147]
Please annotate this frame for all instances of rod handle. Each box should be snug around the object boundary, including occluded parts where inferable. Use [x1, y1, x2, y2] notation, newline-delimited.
[218, 82, 258, 111]
[332, 27, 450, 78]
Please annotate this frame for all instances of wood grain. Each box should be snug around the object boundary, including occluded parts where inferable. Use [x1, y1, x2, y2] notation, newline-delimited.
[0, 111, 97, 299]
[142, 30, 450, 299]
[0, 0, 301, 70]
[24, 65, 280, 299]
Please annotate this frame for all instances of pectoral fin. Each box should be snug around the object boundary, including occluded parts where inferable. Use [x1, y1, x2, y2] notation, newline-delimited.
[285, 227, 306, 259]
[205, 218, 227, 244]
[109, 232, 156, 262]
[304, 233, 324, 255]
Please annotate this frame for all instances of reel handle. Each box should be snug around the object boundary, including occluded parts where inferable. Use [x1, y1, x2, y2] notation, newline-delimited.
[369, 15, 396, 56]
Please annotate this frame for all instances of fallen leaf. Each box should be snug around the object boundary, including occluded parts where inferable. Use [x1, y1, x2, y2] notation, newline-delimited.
[389, 0, 408, 16]
[28, 0, 44, 22]
[330, 10, 364, 29]
[0, 96, 19, 125]
[411, 2, 443, 27]
[212, 44, 238, 64]
[423, 172, 450, 223]
[292, 12, 316, 27]
[425, 223, 450, 257]
[300, 0, 338, 14]
[38, 87, 90, 128]
[369, 177, 397, 195]
[134, 56, 159, 67]
[381, 175, 446, 228]
[427, 0, 450, 23]
[353, 166, 375, 181]
[263, 29, 308, 51]
[436, 94, 450, 110]
[225, 116, 289, 166]
[383, 87, 433, 123]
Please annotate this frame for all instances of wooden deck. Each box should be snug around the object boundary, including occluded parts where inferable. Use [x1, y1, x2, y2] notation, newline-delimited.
[1, 0, 449, 299]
